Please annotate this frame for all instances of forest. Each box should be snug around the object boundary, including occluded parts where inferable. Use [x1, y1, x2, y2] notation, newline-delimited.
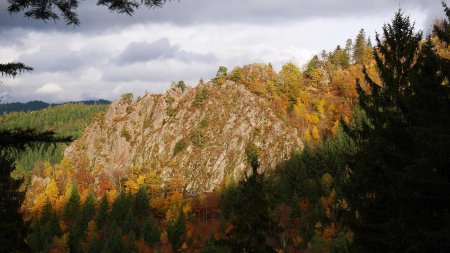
[1, 2, 450, 253]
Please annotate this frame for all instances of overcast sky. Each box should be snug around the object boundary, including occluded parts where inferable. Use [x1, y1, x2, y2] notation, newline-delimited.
[0, 0, 445, 103]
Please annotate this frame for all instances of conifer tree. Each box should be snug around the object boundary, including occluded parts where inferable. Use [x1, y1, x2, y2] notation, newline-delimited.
[352, 29, 370, 64]
[344, 10, 450, 253]
[167, 210, 186, 251]
[96, 195, 109, 229]
[225, 146, 275, 253]
[143, 219, 160, 246]
[134, 185, 150, 221]
[64, 184, 81, 222]
[0, 155, 29, 252]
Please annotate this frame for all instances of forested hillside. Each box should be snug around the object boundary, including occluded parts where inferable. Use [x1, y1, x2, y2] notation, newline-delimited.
[0, 100, 110, 114]
[0, 103, 109, 179]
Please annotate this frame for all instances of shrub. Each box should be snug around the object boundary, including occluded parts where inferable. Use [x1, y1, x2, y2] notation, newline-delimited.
[121, 93, 133, 103]
[121, 127, 131, 141]
[173, 139, 187, 156]
[193, 89, 210, 108]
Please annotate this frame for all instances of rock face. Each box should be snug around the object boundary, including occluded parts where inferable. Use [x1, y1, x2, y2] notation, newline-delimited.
[64, 81, 303, 192]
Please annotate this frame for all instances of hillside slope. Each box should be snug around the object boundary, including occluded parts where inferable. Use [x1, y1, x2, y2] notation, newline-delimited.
[64, 80, 303, 193]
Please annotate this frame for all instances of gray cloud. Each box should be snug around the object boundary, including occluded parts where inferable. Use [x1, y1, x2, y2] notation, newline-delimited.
[116, 37, 216, 65]
[0, 0, 445, 32]
[117, 38, 176, 64]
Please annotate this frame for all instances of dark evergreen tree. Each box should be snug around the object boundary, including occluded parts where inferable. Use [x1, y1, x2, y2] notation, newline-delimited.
[201, 234, 227, 253]
[344, 10, 450, 253]
[26, 202, 62, 252]
[224, 148, 275, 253]
[166, 210, 186, 251]
[110, 190, 129, 227]
[7, 0, 174, 26]
[102, 224, 124, 253]
[134, 185, 150, 221]
[143, 219, 160, 247]
[96, 195, 109, 229]
[0, 154, 29, 252]
[87, 234, 102, 253]
[123, 207, 137, 235]
[64, 184, 81, 223]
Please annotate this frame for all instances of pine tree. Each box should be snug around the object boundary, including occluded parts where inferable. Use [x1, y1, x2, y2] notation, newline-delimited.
[344, 10, 450, 253]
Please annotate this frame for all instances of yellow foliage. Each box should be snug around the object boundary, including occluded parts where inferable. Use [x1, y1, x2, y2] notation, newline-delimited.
[137, 175, 145, 185]
[107, 189, 118, 204]
[303, 130, 312, 143]
[46, 179, 59, 205]
[125, 180, 140, 194]
[43, 162, 53, 178]
[312, 126, 320, 140]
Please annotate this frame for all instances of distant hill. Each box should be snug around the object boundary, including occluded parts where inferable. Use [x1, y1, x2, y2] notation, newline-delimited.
[0, 99, 110, 114]
[0, 102, 110, 178]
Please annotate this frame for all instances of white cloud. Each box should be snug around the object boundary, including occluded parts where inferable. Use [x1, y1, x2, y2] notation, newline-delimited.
[35, 83, 63, 94]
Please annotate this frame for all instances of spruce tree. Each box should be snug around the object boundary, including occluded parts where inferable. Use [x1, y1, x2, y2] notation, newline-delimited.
[134, 185, 150, 221]
[344, 10, 450, 253]
[167, 210, 186, 251]
[96, 195, 109, 229]
[64, 184, 81, 223]
[143, 219, 160, 247]
[225, 148, 275, 253]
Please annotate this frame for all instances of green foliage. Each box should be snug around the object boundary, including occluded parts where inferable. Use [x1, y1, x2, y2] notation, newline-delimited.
[0, 155, 29, 252]
[230, 67, 243, 82]
[143, 219, 160, 246]
[64, 184, 81, 222]
[0, 103, 108, 175]
[216, 66, 228, 77]
[121, 93, 134, 103]
[172, 80, 187, 92]
[173, 139, 188, 156]
[96, 195, 108, 229]
[167, 210, 186, 251]
[134, 185, 150, 220]
[352, 29, 371, 64]
[121, 126, 132, 141]
[191, 128, 204, 148]
[126, 105, 133, 114]
[7, 0, 173, 26]
[222, 158, 274, 253]
[193, 88, 210, 108]
[344, 10, 450, 253]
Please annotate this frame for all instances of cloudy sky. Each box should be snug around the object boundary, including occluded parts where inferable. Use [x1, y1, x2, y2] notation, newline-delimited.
[0, 0, 445, 103]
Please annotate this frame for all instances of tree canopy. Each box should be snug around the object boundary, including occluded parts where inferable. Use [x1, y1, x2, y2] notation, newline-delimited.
[7, 0, 174, 26]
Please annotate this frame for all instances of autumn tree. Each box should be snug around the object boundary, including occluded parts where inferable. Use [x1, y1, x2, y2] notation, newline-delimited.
[278, 62, 303, 108]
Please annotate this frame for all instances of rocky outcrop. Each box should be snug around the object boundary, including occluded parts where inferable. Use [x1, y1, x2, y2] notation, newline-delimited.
[64, 80, 303, 193]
